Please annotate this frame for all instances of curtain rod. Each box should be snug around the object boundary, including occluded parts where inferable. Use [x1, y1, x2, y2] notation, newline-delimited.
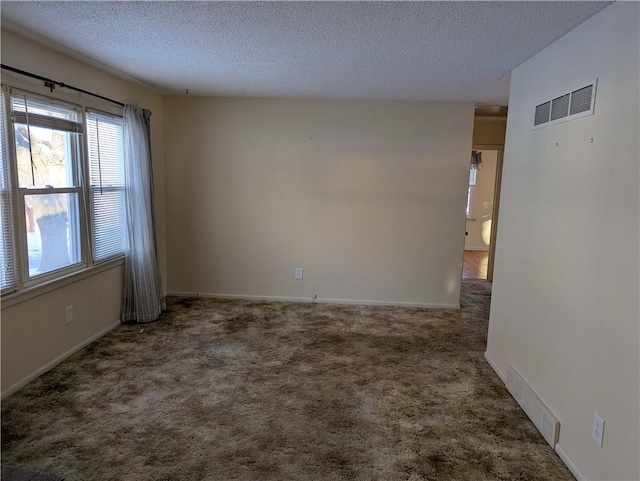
[1, 64, 125, 107]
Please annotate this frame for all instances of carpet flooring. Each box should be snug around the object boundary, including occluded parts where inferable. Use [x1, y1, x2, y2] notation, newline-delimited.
[1, 280, 574, 481]
[1, 466, 63, 481]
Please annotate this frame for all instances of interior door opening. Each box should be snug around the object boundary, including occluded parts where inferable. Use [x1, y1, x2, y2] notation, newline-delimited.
[462, 147, 503, 280]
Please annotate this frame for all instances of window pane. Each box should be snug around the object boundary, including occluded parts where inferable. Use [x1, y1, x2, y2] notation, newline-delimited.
[469, 168, 477, 186]
[87, 113, 124, 187]
[12, 95, 81, 123]
[15, 125, 80, 188]
[87, 111, 126, 262]
[25, 193, 81, 277]
[90, 187, 126, 261]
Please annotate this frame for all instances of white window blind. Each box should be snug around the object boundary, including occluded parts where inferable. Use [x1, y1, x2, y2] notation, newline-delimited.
[12, 95, 82, 122]
[86, 110, 126, 262]
[0, 91, 18, 292]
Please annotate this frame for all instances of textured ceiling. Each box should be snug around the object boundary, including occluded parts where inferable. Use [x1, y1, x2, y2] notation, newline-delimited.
[1, 1, 611, 104]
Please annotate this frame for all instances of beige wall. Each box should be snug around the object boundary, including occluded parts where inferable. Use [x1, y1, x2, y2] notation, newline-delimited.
[487, 3, 639, 480]
[1, 29, 166, 396]
[472, 118, 506, 146]
[2, 266, 124, 395]
[164, 97, 474, 306]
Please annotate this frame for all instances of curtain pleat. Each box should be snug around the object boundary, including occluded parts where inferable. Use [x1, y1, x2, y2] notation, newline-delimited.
[121, 105, 164, 323]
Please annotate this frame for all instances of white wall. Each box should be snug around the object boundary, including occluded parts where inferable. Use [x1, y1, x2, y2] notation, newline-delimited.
[487, 3, 639, 480]
[1, 29, 166, 396]
[164, 97, 474, 307]
[464, 150, 497, 251]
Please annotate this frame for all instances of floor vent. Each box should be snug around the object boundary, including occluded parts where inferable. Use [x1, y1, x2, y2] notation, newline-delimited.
[533, 79, 597, 129]
[506, 365, 560, 447]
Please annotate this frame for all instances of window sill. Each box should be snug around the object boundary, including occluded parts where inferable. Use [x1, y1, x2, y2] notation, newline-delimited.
[1, 257, 124, 309]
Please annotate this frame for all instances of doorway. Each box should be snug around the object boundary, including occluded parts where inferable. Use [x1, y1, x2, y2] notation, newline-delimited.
[463, 146, 503, 280]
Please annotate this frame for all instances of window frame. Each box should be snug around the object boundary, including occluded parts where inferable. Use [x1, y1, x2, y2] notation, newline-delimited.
[11, 94, 88, 286]
[1, 84, 126, 297]
[18, 187, 87, 287]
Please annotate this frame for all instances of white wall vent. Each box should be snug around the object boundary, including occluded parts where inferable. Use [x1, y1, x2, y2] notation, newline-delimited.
[506, 365, 560, 447]
[533, 79, 597, 129]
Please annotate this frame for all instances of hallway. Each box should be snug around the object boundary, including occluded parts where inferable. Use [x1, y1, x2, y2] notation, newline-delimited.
[462, 250, 489, 279]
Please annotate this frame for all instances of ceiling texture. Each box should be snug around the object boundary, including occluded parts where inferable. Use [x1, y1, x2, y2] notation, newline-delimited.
[1, 1, 612, 105]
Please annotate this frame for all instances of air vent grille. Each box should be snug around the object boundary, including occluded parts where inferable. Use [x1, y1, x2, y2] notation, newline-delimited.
[506, 365, 560, 447]
[533, 79, 597, 129]
[569, 85, 593, 115]
[534, 102, 551, 126]
[550, 94, 570, 121]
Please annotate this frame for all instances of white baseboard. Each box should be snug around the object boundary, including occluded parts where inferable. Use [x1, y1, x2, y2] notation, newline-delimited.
[555, 443, 587, 481]
[314, 297, 457, 308]
[1, 320, 121, 400]
[483, 353, 585, 480]
[483, 351, 507, 383]
[506, 365, 560, 447]
[167, 291, 458, 309]
[168, 291, 312, 303]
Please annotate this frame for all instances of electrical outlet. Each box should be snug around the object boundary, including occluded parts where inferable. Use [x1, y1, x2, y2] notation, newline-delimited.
[65, 305, 73, 324]
[295, 267, 303, 280]
[591, 412, 605, 447]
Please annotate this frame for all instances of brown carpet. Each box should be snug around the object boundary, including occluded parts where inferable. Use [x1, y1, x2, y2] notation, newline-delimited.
[1, 280, 574, 481]
[1, 466, 63, 481]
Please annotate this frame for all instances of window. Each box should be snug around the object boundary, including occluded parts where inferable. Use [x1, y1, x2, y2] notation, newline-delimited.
[0, 88, 126, 295]
[466, 168, 477, 218]
[0, 92, 18, 291]
[86, 111, 126, 262]
[13, 95, 84, 280]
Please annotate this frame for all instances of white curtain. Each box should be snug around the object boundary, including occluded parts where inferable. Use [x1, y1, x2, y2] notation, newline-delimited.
[121, 105, 164, 323]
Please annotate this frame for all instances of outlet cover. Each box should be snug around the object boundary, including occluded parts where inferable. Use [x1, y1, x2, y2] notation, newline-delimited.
[65, 306, 73, 324]
[295, 268, 303, 280]
[591, 412, 604, 447]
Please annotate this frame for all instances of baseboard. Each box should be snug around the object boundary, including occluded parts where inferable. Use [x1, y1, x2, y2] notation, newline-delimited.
[167, 291, 459, 309]
[483, 351, 507, 383]
[1, 320, 121, 400]
[314, 297, 458, 308]
[168, 291, 313, 303]
[555, 443, 587, 481]
[464, 247, 490, 251]
[505, 365, 560, 448]
[483, 353, 585, 479]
